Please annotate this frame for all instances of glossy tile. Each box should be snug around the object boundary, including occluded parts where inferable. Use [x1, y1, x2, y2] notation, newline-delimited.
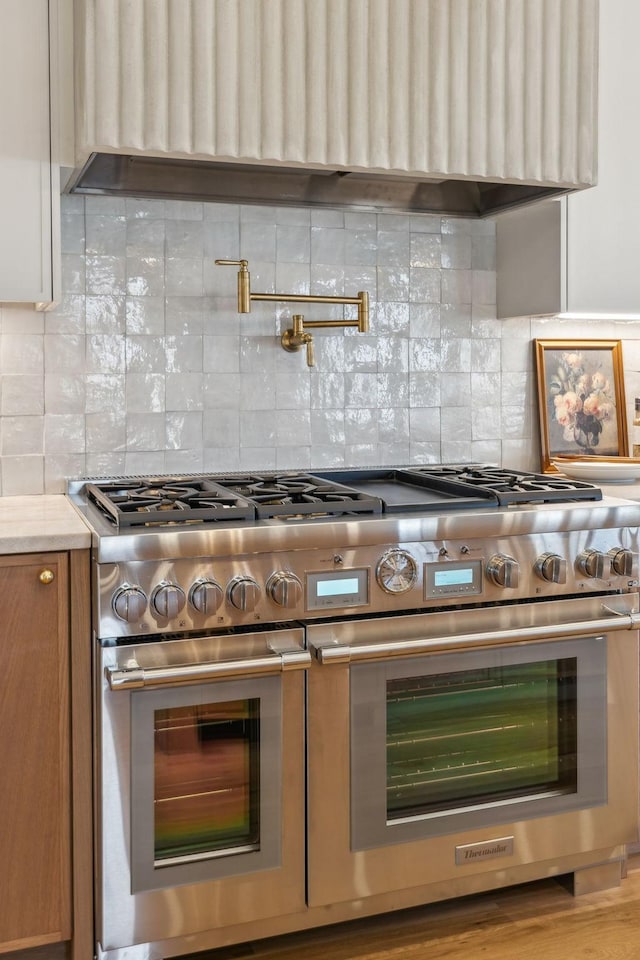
[0, 193, 530, 490]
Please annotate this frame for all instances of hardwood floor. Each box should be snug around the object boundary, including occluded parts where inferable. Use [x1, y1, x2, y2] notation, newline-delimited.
[185, 857, 640, 960]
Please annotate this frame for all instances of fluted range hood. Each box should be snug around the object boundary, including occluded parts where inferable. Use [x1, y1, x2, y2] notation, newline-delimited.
[70, 0, 598, 219]
[69, 154, 572, 219]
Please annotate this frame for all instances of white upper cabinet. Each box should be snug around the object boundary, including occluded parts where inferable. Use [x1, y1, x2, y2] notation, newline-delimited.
[0, 0, 60, 307]
[74, 0, 598, 193]
[497, 0, 638, 319]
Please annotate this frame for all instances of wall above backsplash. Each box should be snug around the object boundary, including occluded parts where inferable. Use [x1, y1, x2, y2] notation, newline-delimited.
[1, 194, 640, 497]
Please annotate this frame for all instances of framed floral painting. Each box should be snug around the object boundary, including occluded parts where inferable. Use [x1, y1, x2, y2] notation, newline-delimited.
[534, 339, 629, 472]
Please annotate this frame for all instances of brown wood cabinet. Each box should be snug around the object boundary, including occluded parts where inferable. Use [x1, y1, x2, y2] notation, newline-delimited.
[0, 551, 91, 960]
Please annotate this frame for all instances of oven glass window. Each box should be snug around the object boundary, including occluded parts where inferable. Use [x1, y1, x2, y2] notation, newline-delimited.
[386, 658, 577, 819]
[153, 698, 260, 863]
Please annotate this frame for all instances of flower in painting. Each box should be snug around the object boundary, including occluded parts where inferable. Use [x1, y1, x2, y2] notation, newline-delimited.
[548, 352, 615, 453]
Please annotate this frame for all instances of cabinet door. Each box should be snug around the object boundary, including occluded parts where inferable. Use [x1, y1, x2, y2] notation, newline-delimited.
[0, 0, 54, 305]
[496, 0, 640, 319]
[564, 0, 640, 314]
[0, 553, 71, 952]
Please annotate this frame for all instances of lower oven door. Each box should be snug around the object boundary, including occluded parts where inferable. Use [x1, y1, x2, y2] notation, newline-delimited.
[96, 627, 309, 956]
[306, 594, 640, 907]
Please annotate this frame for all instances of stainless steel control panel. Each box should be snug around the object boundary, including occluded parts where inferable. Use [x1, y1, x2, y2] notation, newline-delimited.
[94, 528, 638, 639]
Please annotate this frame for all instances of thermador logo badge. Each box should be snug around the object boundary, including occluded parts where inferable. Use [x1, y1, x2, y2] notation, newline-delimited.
[455, 836, 514, 866]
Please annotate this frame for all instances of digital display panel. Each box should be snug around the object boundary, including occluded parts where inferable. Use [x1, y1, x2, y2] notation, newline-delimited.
[317, 577, 360, 597]
[434, 568, 474, 587]
[307, 569, 368, 610]
[424, 559, 482, 599]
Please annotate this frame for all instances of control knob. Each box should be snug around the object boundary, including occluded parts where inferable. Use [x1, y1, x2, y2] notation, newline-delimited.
[189, 578, 224, 614]
[112, 584, 147, 622]
[151, 581, 186, 619]
[267, 571, 303, 608]
[228, 576, 261, 612]
[608, 547, 634, 577]
[376, 549, 418, 594]
[534, 552, 567, 584]
[576, 549, 607, 580]
[486, 554, 519, 588]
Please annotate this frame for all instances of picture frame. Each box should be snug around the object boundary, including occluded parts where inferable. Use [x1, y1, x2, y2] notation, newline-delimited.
[534, 339, 628, 472]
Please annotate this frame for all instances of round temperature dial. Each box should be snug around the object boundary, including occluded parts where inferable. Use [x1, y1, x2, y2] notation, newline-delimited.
[376, 549, 418, 594]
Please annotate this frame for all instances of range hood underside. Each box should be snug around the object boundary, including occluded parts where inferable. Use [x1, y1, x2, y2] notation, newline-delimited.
[69, 154, 573, 219]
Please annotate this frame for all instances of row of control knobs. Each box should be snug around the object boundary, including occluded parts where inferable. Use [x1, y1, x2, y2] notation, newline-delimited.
[376, 546, 634, 593]
[486, 547, 633, 587]
[112, 547, 635, 621]
[112, 572, 302, 622]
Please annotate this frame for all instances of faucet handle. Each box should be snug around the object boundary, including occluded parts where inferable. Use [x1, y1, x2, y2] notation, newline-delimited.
[214, 259, 251, 312]
[306, 336, 315, 368]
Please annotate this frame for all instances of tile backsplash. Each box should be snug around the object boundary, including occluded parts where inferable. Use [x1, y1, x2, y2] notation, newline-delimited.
[1, 194, 640, 495]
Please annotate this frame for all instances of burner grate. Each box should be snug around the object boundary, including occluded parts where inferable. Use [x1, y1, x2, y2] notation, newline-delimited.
[213, 474, 384, 519]
[85, 473, 383, 528]
[86, 478, 256, 527]
[405, 465, 603, 505]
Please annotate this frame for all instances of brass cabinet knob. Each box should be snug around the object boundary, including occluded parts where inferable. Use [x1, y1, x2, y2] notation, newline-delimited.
[39, 569, 55, 584]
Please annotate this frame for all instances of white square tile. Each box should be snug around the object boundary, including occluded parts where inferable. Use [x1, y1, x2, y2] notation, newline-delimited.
[87, 295, 126, 334]
[44, 413, 86, 452]
[86, 412, 126, 452]
[2, 376, 44, 415]
[86, 374, 126, 415]
[166, 412, 203, 448]
[126, 413, 166, 450]
[166, 373, 204, 411]
[203, 410, 240, 446]
[125, 373, 165, 413]
[2, 455, 44, 495]
[2, 335, 44, 375]
[86, 256, 127, 295]
[125, 297, 164, 335]
[165, 336, 203, 373]
[86, 335, 126, 375]
[2, 415, 44, 454]
[127, 257, 166, 297]
[44, 375, 86, 414]
[45, 455, 87, 492]
[86, 215, 127, 257]
[166, 220, 204, 258]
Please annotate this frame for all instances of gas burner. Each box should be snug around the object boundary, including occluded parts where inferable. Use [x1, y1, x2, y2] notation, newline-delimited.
[85, 473, 384, 528]
[86, 478, 256, 528]
[406, 464, 602, 505]
[214, 474, 384, 519]
[78, 463, 603, 532]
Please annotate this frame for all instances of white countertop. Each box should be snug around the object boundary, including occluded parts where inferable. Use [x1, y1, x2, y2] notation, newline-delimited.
[598, 482, 640, 503]
[0, 495, 91, 554]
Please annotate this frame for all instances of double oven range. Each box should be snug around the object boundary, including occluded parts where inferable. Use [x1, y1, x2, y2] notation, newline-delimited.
[69, 465, 640, 960]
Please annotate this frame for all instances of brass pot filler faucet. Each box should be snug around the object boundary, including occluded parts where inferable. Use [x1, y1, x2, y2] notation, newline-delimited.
[215, 259, 369, 367]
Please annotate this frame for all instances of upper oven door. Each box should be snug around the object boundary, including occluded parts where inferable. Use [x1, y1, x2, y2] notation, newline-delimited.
[96, 627, 309, 954]
[306, 595, 640, 908]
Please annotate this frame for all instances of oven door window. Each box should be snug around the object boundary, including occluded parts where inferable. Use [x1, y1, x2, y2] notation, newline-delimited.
[130, 675, 282, 892]
[350, 637, 607, 850]
[154, 698, 260, 862]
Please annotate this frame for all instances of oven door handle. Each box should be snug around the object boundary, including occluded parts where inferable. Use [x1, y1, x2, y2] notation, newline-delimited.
[310, 612, 640, 664]
[106, 647, 311, 690]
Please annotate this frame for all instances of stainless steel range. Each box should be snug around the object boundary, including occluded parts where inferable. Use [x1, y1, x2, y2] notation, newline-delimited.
[69, 465, 640, 960]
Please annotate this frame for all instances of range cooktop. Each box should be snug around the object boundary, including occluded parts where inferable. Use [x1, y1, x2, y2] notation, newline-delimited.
[79, 465, 603, 531]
